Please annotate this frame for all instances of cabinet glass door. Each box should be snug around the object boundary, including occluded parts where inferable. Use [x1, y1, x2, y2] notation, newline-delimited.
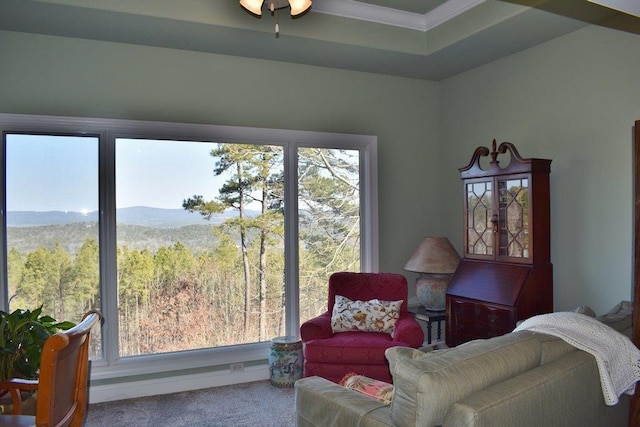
[465, 180, 493, 256]
[497, 177, 529, 259]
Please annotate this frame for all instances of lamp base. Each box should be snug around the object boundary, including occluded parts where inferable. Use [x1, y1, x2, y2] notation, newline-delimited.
[415, 273, 452, 311]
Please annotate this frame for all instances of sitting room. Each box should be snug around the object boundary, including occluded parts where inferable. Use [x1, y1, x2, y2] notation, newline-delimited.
[0, 0, 639, 426]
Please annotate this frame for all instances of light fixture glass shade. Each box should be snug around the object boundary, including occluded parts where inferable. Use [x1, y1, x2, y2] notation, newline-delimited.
[289, 0, 312, 15]
[240, 0, 264, 15]
[403, 237, 460, 274]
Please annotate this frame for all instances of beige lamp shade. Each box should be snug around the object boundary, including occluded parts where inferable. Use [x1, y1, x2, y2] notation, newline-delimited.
[403, 237, 461, 274]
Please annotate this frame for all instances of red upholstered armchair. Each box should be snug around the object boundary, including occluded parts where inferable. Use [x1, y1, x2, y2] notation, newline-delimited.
[300, 272, 424, 383]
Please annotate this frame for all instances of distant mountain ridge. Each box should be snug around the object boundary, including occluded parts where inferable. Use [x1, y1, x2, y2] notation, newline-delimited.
[7, 206, 249, 228]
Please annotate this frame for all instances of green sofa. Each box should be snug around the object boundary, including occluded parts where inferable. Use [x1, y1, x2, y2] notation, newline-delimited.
[295, 308, 633, 427]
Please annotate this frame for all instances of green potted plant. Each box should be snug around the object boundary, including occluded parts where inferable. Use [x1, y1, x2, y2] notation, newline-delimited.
[0, 306, 75, 381]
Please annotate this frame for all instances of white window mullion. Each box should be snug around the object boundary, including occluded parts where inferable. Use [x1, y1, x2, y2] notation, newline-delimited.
[360, 140, 379, 272]
[284, 141, 300, 336]
[98, 131, 120, 366]
[0, 132, 7, 312]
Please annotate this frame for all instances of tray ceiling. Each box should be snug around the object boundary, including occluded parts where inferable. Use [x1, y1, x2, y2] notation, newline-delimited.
[0, 0, 638, 80]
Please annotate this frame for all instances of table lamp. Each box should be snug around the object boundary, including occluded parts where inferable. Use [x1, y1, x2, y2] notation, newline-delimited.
[403, 237, 461, 311]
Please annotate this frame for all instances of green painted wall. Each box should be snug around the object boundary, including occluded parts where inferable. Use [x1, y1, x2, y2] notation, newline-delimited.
[2, 23, 638, 317]
[0, 30, 439, 285]
[440, 25, 640, 314]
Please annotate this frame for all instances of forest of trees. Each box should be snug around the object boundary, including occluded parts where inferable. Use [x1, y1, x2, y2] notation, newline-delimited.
[6, 145, 361, 358]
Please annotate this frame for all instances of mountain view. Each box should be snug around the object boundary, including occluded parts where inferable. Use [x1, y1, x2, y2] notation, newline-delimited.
[5, 207, 250, 253]
[6, 206, 245, 228]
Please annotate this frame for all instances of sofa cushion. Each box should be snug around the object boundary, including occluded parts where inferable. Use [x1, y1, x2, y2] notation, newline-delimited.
[386, 331, 542, 427]
[535, 333, 577, 365]
[443, 350, 630, 427]
[532, 302, 634, 366]
[597, 300, 633, 337]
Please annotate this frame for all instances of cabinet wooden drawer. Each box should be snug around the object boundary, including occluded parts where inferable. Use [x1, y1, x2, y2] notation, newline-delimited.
[449, 298, 515, 339]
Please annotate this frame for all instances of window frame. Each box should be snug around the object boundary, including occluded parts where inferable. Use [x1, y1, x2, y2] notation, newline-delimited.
[0, 113, 378, 387]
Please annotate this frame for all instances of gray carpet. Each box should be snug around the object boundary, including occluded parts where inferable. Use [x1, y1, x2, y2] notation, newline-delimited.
[85, 380, 296, 427]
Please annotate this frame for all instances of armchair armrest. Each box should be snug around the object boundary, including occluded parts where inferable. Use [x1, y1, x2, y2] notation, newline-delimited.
[0, 378, 38, 415]
[300, 312, 334, 342]
[393, 314, 424, 347]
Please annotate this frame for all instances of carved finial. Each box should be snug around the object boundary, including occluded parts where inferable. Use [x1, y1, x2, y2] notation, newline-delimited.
[490, 139, 499, 165]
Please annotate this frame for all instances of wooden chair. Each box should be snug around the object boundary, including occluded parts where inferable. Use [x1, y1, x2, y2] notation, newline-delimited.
[0, 309, 102, 427]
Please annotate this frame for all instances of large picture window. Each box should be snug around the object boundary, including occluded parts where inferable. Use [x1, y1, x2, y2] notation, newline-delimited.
[115, 139, 287, 355]
[0, 114, 377, 386]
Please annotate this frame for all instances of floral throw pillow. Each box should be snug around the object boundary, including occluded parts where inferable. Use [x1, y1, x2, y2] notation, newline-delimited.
[331, 295, 402, 337]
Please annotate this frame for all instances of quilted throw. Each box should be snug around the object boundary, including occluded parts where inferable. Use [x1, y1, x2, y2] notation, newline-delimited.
[514, 312, 640, 405]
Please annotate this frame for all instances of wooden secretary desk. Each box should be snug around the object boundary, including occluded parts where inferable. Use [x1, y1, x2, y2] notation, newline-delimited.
[446, 141, 553, 347]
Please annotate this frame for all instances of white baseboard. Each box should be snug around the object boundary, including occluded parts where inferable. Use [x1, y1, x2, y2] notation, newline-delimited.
[87, 364, 270, 404]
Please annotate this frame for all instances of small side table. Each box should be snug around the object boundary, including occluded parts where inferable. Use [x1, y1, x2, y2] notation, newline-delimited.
[408, 306, 446, 345]
[268, 336, 303, 387]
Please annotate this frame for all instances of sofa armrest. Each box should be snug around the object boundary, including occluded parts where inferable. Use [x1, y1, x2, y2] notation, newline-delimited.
[295, 376, 393, 427]
[300, 312, 334, 341]
[393, 314, 424, 347]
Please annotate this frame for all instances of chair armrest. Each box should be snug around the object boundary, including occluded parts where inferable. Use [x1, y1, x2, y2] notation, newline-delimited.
[300, 312, 334, 342]
[0, 378, 38, 415]
[393, 314, 424, 347]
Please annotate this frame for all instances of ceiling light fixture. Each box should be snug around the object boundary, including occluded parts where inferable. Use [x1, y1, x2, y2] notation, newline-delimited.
[240, 0, 312, 36]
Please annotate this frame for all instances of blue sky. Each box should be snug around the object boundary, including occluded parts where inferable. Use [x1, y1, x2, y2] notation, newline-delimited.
[116, 138, 221, 210]
[6, 134, 222, 212]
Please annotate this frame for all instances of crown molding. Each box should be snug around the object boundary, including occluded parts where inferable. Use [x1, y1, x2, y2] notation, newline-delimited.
[587, 0, 640, 17]
[311, 0, 426, 30]
[312, 0, 487, 31]
[424, 0, 488, 30]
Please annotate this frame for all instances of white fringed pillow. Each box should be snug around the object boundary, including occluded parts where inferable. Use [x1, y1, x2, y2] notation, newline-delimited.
[331, 295, 402, 337]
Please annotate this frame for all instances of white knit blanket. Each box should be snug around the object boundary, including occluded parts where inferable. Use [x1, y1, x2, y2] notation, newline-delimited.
[514, 312, 640, 405]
